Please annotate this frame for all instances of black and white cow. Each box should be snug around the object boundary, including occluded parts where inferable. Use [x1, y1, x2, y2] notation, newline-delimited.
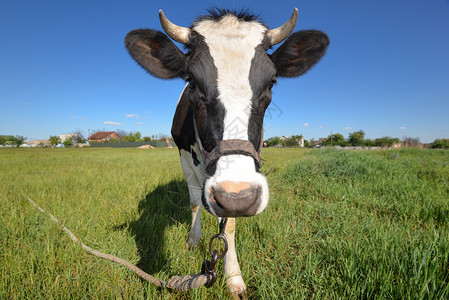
[125, 8, 328, 295]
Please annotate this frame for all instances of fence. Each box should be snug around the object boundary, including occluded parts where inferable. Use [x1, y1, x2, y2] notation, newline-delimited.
[89, 141, 176, 148]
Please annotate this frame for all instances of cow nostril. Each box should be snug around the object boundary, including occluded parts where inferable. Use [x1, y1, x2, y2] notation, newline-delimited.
[209, 187, 217, 203]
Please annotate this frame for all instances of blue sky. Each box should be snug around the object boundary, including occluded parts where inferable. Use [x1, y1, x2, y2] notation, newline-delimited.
[1, 0, 448, 143]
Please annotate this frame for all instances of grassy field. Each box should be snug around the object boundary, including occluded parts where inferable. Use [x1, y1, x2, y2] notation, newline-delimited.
[1, 147, 448, 299]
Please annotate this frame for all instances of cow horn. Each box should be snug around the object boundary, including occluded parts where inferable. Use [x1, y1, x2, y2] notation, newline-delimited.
[159, 9, 191, 44]
[266, 8, 298, 46]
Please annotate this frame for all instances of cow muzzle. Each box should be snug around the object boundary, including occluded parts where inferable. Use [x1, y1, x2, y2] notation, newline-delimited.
[203, 153, 269, 218]
[209, 181, 262, 217]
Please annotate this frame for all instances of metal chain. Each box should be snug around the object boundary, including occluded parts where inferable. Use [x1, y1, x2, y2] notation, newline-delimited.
[201, 218, 228, 288]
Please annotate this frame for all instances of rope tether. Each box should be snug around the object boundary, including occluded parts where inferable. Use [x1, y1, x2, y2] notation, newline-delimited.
[26, 196, 214, 291]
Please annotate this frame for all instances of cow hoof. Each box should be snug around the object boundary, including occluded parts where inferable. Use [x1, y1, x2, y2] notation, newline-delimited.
[227, 276, 247, 299]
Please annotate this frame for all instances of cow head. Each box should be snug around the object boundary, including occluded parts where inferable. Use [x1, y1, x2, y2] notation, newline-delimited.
[125, 8, 329, 217]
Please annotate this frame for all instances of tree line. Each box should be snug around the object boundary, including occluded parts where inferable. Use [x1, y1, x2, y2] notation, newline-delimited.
[0, 130, 172, 148]
[264, 130, 449, 149]
[319, 131, 400, 147]
[47, 130, 172, 147]
[111, 131, 170, 143]
[2, 130, 448, 149]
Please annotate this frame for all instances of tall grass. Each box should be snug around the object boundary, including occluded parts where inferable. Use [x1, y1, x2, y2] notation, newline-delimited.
[261, 148, 449, 299]
[1, 148, 448, 299]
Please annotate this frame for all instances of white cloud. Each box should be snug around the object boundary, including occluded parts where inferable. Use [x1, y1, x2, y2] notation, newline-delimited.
[24, 102, 31, 106]
[125, 114, 140, 119]
[400, 126, 407, 130]
[319, 125, 325, 128]
[343, 127, 353, 130]
[303, 123, 309, 127]
[80, 117, 87, 121]
[135, 122, 143, 125]
[69, 116, 76, 119]
[104, 121, 122, 126]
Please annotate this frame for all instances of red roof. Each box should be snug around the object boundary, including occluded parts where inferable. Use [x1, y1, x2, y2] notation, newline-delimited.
[88, 131, 117, 140]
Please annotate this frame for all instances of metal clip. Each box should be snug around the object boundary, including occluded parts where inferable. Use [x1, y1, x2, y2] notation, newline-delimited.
[202, 250, 219, 288]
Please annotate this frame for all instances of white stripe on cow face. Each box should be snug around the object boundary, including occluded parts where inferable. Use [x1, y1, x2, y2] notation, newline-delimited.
[193, 16, 267, 141]
[194, 16, 269, 217]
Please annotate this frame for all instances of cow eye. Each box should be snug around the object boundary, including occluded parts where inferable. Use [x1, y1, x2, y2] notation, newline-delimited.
[188, 78, 196, 90]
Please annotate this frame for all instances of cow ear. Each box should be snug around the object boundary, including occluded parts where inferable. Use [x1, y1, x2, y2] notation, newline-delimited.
[271, 30, 329, 78]
[125, 29, 186, 79]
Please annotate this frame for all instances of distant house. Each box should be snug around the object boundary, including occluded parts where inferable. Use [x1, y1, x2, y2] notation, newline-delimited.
[88, 131, 121, 143]
[315, 138, 328, 147]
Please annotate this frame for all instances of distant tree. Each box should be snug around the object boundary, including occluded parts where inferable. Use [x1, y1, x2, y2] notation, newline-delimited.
[308, 138, 317, 148]
[348, 130, 365, 146]
[390, 137, 400, 146]
[403, 136, 421, 148]
[135, 131, 143, 141]
[283, 134, 303, 147]
[0, 135, 15, 146]
[122, 131, 143, 142]
[115, 129, 128, 139]
[303, 139, 310, 148]
[109, 138, 119, 143]
[364, 139, 375, 147]
[157, 133, 168, 141]
[71, 130, 86, 143]
[431, 138, 449, 149]
[11, 135, 27, 147]
[143, 136, 152, 142]
[292, 135, 303, 145]
[323, 133, 346, 146]
[75, 136, 86, 143]
[374, 136, 400, 147]
[284, 138, 296, 147]
[49, 136, 61, 147]
[265, 136, 281, 147]
[63, 137, 74, 148]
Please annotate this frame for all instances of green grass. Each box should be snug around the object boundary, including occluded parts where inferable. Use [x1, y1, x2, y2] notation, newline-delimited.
[1, 147, 448, 299]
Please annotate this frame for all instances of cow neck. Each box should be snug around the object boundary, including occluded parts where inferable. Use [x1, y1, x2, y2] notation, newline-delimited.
[192, 115, 262, 175]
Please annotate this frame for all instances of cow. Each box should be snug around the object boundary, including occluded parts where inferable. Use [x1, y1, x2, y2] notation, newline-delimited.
[125, 8, 328, 296]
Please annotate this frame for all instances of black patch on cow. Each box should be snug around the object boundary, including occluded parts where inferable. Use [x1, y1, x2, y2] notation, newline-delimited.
[171, 32, 224, 176]
[191, 149, 200, 166]
[270, 30, 329, 78]
[125, 29, 187, 79]
[248, 44, 277, 155]
[171, 88, 195, 152]
[185, 33, 225, 154]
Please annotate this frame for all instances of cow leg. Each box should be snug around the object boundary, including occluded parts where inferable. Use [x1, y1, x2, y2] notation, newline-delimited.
[186, 195, 202, 247]
[221, 217, 247, 296]
[180, 150, 204, 247]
